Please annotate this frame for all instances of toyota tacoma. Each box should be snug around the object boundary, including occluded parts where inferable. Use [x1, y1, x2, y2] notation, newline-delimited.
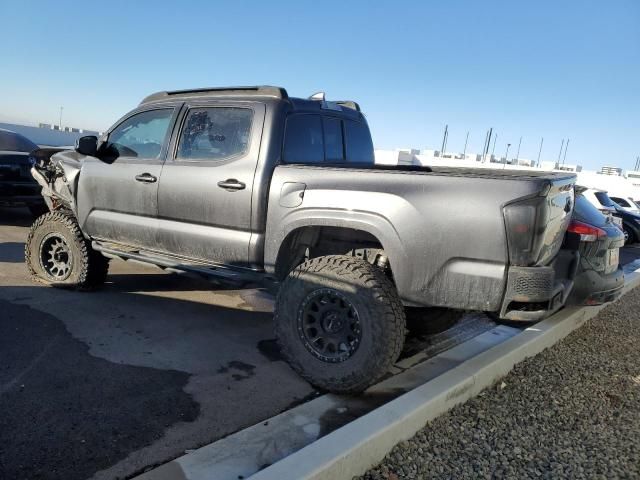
[27, 86, 577, 392]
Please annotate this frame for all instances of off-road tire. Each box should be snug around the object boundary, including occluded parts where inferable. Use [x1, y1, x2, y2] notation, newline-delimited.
[25, 211, 109, 290]
[275, 255, 406, 393]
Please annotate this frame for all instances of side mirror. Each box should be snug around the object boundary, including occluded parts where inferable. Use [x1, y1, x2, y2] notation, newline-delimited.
[75, 135, 98, 156]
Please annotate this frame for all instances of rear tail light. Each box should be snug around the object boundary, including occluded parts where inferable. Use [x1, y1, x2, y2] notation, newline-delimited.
[504, 198, 545, 266]
[566, 220, 606, 242]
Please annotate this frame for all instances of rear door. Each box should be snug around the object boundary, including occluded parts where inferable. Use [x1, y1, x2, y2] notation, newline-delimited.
[77, 106, 178, 248]
[156, 102, 265, 266]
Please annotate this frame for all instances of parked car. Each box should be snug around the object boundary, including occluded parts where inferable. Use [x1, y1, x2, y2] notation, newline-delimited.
[565, 189, 624, 305]
[27, 86, 577, 393]
[581, 187, 616, 215]
[609, 195, 640, 214]
[0, 129, 48, 216]
[580, 187, 640, 240]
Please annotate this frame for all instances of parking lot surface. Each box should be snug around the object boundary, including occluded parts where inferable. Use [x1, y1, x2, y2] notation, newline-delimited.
[2, 207, 640, 480]
[0, 208, 314, 480]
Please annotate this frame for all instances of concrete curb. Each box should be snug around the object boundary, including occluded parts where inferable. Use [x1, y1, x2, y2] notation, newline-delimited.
[250, 270, 640, 480]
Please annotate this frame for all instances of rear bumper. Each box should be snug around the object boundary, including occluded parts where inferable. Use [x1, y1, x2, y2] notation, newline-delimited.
[498, 250, 578, 321]
[568, 266, 624, 306]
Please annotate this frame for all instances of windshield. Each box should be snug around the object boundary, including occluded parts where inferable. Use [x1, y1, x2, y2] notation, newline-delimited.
[0, 130, 38, 152]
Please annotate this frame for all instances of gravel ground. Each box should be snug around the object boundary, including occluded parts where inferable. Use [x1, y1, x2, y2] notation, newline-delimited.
[358, 287, 640, 480]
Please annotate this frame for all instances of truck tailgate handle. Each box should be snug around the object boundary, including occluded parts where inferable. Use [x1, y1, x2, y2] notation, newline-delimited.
[135, 173, 157, 183]
[217, 179, 246, 191]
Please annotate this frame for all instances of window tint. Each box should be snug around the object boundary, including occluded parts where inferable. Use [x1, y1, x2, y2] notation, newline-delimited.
[177, 107, 253, 161]
[283, 115, 324, 163]
[323, 117, 344, 162]
[594, 191, 616, 207]
[108, 109, 173, 159]
[344, 120, 374, 164]
[0, 130, 38, 152]
[574, 194, 608, 227]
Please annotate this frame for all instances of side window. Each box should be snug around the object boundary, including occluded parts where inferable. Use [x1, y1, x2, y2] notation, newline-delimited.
[611, 197, 629, 207]
[283, 115, 324, 164]
[344, 120, 374, 164]
[177, 107, 253, 161]
[108, 109, 173, 159]
[323, 117, 344, 162]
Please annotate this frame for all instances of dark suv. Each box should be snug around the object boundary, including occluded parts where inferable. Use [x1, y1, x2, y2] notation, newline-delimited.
[0, 129, 48, 216]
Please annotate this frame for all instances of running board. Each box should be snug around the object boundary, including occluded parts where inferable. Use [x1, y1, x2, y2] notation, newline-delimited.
[92, 241, 274, 288]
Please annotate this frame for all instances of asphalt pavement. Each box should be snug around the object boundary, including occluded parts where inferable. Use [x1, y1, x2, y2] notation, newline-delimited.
[2, 206, 640, 480]
[0, 207, 314, 480]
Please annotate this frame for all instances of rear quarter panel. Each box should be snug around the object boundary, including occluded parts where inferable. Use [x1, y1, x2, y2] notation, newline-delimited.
[265, 165, 546, 311]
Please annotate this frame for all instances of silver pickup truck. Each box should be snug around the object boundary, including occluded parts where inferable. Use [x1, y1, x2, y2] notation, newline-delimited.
[28, 86, 577, 392]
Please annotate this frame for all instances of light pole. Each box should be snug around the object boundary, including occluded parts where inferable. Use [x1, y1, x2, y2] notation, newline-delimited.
[505, 143, 511, 163]
[463, 131, 469, 157]
[491, 133, 498, 161]
[557, 138, 565, 168]
[515, 136, 522, 160]
[563, 139, 570, 165]
[537, 137, 544, 167]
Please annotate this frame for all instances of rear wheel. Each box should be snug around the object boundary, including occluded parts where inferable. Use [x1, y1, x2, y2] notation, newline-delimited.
[275, 255, 406, 393]
[25, 211, 109, 289]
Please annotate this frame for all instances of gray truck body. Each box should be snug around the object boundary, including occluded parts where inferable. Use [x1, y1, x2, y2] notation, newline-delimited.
[33, 86, 577, 321]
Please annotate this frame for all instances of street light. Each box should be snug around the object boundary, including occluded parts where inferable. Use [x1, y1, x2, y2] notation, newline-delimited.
[505, 143, 511, 163]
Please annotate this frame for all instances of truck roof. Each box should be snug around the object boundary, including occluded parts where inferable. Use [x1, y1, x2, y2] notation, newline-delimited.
[140, 86, 363, 119]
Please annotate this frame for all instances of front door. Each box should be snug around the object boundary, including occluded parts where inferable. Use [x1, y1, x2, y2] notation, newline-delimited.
[77, 107, 177, 249]
[156, 102, 265, 267]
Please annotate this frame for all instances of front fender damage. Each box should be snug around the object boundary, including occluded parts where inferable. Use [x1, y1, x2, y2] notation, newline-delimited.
[30, 149, 83, 214]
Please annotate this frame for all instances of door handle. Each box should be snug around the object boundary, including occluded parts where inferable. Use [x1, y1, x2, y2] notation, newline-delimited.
[135, 173, 157, 183]
[217, 179, 246, 191]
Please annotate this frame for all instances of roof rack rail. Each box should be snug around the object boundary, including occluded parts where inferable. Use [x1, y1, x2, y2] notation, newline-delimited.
[140, 86, 289, 105]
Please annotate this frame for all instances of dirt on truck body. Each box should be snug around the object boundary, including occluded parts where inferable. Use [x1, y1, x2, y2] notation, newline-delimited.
[28, 85, 577, 393]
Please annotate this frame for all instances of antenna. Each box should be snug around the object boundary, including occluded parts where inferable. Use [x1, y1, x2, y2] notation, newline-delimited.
[309, 92, 325, 101]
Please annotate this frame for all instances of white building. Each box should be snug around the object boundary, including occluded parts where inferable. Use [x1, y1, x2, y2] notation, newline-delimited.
[0, 122, 100, 147]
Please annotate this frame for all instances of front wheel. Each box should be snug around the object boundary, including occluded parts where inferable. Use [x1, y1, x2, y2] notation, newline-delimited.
[25, 211, 109, 289]
[275, 255, 406, 393]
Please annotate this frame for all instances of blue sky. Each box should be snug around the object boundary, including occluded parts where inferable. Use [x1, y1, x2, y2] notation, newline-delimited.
[1, 0, 638, 169]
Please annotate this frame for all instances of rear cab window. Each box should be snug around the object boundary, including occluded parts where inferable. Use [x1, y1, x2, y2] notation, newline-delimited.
[283, 114, 374, 165]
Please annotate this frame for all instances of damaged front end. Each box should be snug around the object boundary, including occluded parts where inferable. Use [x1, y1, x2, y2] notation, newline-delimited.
[30, 149, 83, 214]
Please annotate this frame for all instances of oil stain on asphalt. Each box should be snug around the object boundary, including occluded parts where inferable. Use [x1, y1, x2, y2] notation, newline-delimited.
[0, 299, 199, 480]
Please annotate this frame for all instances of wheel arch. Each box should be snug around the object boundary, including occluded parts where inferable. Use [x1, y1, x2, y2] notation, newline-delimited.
[266, 213, 411, 289]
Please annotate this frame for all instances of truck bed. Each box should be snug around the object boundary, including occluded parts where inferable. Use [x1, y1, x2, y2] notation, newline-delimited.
[265, 164, 576, 312]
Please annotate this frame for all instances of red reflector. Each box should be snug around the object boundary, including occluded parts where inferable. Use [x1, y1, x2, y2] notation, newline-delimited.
[567, 220, 606, 241]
